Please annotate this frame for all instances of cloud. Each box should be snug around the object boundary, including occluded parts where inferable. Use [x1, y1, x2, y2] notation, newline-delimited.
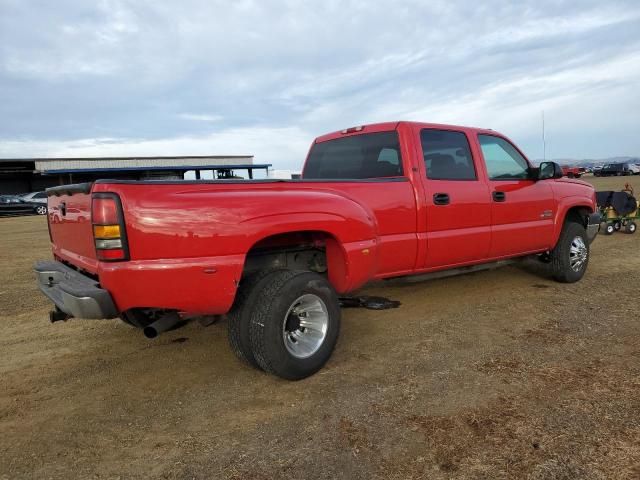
[0, 126, 311, 169]
[1, 0, 639, 169]
[178, 113, 223, 122]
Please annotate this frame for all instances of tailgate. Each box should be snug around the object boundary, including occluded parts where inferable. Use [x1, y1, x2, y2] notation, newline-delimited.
[47, 183, 98, 273]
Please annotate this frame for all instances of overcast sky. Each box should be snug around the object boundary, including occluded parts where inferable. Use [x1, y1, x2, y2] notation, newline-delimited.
[1, 0, 639, 170]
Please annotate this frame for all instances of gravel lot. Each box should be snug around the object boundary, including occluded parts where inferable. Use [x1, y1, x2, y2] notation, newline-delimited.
[1, 176, 639, 479]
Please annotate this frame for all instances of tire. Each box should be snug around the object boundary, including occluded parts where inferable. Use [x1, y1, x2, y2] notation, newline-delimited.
[550, 221, 589, 283]
[567, 173, 574, 178]
[604, 222, 615, 235]
[226, 269, 277, 369]
[35, 205, 47, 215]
[625, 221, 637, 234]
[249, 270, 341, 380]
[614, 221, 622, 231]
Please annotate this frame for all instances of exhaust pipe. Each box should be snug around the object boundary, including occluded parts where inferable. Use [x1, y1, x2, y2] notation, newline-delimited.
[143, 312, 181, 339]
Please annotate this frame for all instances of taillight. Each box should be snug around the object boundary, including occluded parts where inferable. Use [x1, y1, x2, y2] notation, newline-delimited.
[92, 193, 129, 261]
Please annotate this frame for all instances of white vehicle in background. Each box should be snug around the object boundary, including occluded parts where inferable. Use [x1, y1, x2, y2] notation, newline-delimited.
[630, 164, 640, 175]
[20, 191, 48, 215]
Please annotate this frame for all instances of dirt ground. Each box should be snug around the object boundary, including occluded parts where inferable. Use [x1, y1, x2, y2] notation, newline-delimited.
[1, 176, 639, 479]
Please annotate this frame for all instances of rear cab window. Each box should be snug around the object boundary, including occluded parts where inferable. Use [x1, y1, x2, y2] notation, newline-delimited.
[303, 131, 404, 179]
[478, 134, 531, 180]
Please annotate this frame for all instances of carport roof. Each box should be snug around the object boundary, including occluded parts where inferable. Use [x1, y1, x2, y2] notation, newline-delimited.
[40, 164, 272, 174]
[0, 155, 271, 174]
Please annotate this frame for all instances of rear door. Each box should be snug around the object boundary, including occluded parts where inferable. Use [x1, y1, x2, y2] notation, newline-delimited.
[420, 128, 492, 268]
[476, 134, 555, 257]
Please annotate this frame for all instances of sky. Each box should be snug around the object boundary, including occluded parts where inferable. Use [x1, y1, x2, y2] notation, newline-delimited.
[1, 0, 639, 171]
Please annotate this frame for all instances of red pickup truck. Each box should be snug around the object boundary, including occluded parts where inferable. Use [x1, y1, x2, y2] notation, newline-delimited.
[561, 166, 585, 178]
[36, 121, 600, 379]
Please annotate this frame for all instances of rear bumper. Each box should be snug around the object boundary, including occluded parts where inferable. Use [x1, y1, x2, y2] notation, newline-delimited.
[586, 212, 601, 243]
[34, 260, 118, 319]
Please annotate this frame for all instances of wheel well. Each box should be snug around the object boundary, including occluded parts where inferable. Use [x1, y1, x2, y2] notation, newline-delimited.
[565, 206, 591, 227]
[242, 231, 349, 291]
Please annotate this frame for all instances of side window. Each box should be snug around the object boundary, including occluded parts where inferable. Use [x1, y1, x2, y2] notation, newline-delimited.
[304, 131, 404, 179]
[421, 129, 476, 180]
[478, 135, 530, 180]
[34, 192, 46, 199]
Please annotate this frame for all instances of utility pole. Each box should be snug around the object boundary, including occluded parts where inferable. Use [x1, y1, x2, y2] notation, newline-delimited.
[542, 111, 546, 161]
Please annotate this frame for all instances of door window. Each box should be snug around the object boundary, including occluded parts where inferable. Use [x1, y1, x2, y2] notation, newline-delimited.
[421, 129, 476, 180]
[478, 135, 530, 180]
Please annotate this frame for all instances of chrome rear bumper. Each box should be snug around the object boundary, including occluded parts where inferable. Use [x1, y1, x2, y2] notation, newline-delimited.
[34, 260, 118, 319]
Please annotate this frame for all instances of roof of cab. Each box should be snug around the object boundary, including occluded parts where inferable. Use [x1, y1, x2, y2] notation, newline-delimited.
[314, 121, 497, 143]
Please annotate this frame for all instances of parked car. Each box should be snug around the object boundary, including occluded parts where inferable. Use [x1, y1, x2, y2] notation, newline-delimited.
[593, 165, 604, 176]
[35, 121, 599, 380]
[599, 163, 633, 176]
[21, 191, 47, 204]
[629, 164, 640, 175]
[19, 192, 48, 215]
[0, 195, 42, 216]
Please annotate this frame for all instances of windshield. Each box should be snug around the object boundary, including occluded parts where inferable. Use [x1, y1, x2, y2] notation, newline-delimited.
[303, 131, 403, 179]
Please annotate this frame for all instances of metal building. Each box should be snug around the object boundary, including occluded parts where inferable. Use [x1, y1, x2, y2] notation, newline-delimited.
[0, 155, 271, 194]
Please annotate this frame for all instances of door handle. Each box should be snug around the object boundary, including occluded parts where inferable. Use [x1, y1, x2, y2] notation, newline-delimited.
[433, 193, 450, 205]
[492, 191, 506, 202]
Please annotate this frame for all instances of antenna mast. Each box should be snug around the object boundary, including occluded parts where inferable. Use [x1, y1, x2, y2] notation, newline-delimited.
[542, 111, 546, 161]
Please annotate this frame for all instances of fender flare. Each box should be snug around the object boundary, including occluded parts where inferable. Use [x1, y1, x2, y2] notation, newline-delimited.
[240, 210, 378, 293]
[551, 197, 595, 246]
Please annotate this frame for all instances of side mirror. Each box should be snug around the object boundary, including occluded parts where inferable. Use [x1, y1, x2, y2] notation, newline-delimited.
[538, 161, 563, 180]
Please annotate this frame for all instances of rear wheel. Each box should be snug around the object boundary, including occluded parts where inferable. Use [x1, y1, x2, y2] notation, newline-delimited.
[625, 221, 637, 234]
[227, 270, 277, 369]
[249, 270, 341, 380]
[35, 205, 47, 215]
[550, 221, 589, 283]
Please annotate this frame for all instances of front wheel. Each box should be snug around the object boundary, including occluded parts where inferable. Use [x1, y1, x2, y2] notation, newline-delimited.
[604, 222, 615, 235]
[249, 270, 341, 380]
[550, 221, 589, 283]
[35, 205, 47, 215]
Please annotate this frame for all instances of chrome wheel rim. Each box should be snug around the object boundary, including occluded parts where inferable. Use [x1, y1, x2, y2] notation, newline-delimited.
[569, 236, 588, 272]
[282, 294, 329, 359]
[37, 206, 47, 215]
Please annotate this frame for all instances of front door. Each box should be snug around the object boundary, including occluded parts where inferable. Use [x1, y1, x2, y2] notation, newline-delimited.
[420, 128, 492, 268]
[476, 134, 556, 258]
